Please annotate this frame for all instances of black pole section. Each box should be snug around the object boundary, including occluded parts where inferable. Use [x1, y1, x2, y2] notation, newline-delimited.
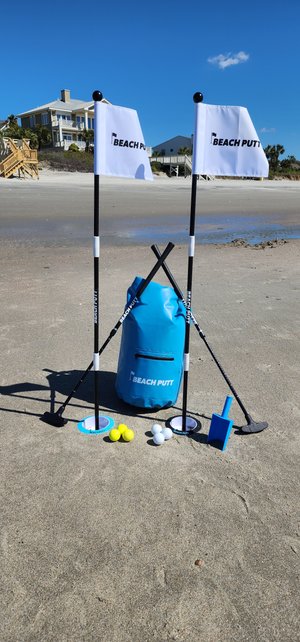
[151, 244, 252, 424]
[41, 242, 174, 426]
[94, 172, 100, 429]
[93, 90, 103, 430]
[181, 92, 203, 434]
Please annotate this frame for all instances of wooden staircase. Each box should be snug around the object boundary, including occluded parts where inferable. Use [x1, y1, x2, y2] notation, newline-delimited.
[0, 138, 39, 179]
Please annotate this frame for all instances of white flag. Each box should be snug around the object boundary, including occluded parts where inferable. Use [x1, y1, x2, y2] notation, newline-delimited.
[94, 102, 153, 180]
[193, 104, 269, 177]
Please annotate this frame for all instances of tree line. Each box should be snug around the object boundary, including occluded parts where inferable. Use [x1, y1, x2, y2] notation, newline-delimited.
[1, 116, 299, 175]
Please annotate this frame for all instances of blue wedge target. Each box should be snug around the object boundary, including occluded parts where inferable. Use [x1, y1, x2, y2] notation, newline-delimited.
[207, 396, 234, 451]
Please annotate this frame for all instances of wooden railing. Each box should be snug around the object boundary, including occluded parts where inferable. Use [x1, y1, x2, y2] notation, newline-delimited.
[0, 138, 38, 179]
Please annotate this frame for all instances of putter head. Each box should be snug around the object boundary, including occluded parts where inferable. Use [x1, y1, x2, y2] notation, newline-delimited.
[40, 411, 68, 427]
[240, 415, 268, 434]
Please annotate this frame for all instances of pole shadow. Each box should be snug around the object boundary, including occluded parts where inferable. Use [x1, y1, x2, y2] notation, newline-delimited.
[0, 371, 246, 433]
[43, 368, 169, 421]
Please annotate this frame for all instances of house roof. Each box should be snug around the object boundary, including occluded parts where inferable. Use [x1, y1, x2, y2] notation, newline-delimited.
[153, 135, 192, 149]
[17, 96, 109, 117]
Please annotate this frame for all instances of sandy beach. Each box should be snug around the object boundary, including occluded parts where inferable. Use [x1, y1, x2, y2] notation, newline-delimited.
[1, 171, 300, 246]
[1, 172, 299, 641]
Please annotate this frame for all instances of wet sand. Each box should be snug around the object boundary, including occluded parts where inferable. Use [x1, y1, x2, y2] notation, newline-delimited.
[1, 172, 300, 641]
[1, 171, 300, 245]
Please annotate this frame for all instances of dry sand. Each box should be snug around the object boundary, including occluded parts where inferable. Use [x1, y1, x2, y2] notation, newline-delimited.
[1, 172, 300, 641]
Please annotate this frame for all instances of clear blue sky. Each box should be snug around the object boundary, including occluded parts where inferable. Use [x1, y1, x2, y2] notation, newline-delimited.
[2, 0, 299, 158]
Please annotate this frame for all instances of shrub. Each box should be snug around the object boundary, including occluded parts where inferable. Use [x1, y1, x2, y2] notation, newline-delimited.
[150, 161, 162, 173]
[68, 143, 80, 152]
[39, 150, 94, 172]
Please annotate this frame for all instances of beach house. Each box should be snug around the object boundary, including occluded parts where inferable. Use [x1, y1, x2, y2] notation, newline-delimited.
[152, 135, 192, 156]
[17, 89, 110, 150]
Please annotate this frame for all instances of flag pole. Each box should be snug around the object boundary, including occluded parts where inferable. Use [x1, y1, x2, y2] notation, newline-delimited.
[169, 91, 203, 435]
[92, 90, 103, 430]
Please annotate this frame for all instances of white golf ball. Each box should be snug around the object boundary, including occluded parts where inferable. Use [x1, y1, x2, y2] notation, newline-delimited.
[151, 423, 163, 435]
[162, 427, 173, 440]
[153, 432, 165, 445]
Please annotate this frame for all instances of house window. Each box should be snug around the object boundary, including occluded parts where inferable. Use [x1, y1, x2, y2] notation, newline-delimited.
[41, 113, 49, 125]
[63, 134, 72, 141]
[29, 115, 35, 127]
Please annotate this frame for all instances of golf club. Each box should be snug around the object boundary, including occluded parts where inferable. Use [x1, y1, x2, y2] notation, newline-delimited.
[41, 241, 174, 427]
[151, 244, 268, 434]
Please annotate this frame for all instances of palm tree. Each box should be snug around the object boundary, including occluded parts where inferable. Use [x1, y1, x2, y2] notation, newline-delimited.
[264, 144, 285, 171]
[34, 125, 52, 150]
[7, 114, 18, 126]
[5, 114, 20, 138]
[280, 155, 294, 169]
[82, 129, 94, 152]
[178, 146, 192, 155]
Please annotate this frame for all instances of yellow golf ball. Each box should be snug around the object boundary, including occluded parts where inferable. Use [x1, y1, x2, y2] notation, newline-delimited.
[122, 428, 134, 442]
[117, 423, 128, 436]
[109, 428, 121, 442]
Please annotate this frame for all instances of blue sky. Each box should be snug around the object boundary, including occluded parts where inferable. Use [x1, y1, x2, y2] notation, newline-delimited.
[1, 0, 299, 158]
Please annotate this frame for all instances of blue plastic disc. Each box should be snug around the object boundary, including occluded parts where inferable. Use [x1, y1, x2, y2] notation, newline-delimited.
[77, 414, 114, 435]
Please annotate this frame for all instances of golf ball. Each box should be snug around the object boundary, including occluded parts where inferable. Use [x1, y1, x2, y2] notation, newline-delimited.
[151, 423, 163, 435]
[153, 432, 165, 446]
[109, 428, 121, 442]
[123, 428, 134, 442]
[162, 427, 173, 440]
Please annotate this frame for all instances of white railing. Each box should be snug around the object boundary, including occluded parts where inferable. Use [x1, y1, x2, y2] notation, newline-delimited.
[151, 154, 191, 165]
[54, 140, 86, 151]
[51, 118, 86, 130]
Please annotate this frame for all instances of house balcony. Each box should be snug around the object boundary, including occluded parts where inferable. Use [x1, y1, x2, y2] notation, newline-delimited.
[54, 140, 87, 151]
[51, 118, 86, 130]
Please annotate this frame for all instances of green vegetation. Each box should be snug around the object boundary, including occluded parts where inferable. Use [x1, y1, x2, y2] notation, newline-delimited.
[264, 145, 300, 178]
[150, 161, 163, 173]
[151, 144, 300, 178]
[1, 115, 51, 150]
[68, 143, 80, 153]
[81, 129, 94, 152]
[1, 116, 300, 178]
[264, 144, 285, 172]
[178, 146, 192, 155]
[38, 150, 94, 172]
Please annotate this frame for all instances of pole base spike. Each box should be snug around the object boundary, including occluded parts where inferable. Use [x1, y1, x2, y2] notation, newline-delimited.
[40, 411, 68, 427]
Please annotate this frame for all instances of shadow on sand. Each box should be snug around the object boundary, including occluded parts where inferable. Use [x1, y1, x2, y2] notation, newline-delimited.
[0, 369, 246, 442]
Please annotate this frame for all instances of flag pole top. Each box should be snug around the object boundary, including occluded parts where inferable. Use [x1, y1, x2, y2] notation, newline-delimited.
[193, 92, 204, 103]
[93, 90, 103, 102]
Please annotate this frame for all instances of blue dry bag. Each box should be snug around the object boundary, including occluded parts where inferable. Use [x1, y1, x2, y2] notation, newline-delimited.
[116, 277, 185, 409]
